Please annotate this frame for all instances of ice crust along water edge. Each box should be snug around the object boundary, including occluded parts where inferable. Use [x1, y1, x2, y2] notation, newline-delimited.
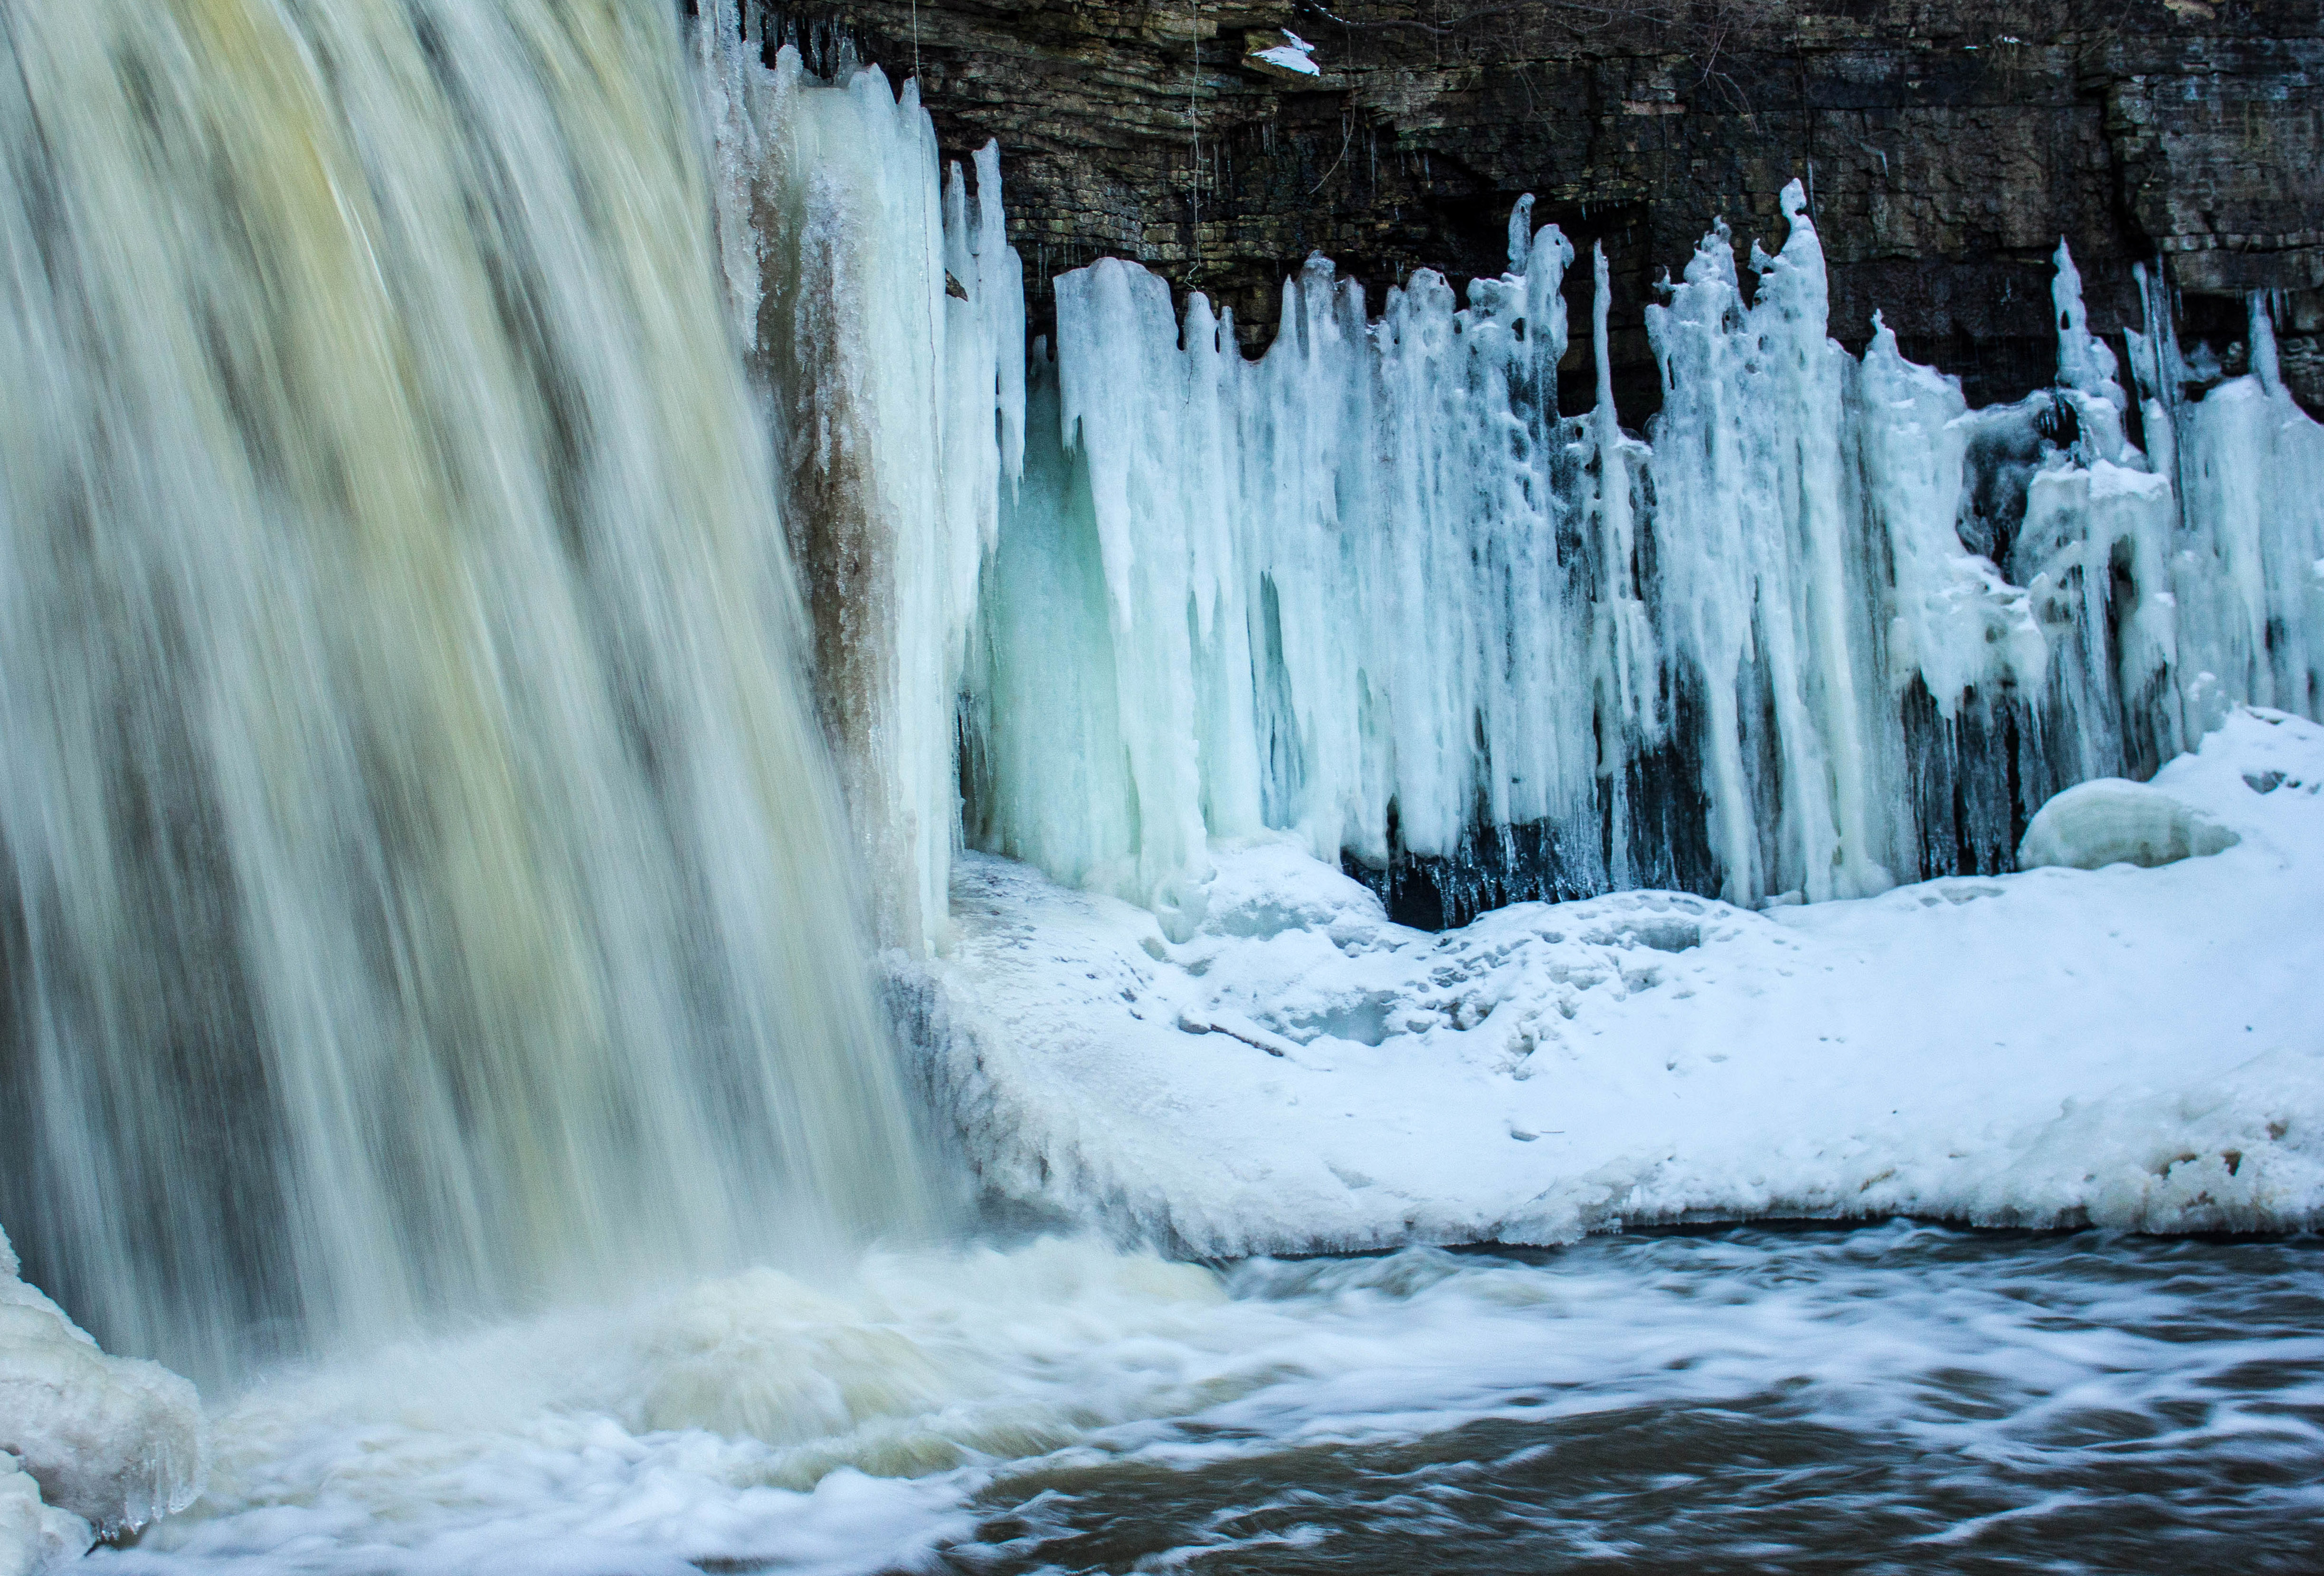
[900, 708, 2324, 1258]
[0, 1228, 201, 1576]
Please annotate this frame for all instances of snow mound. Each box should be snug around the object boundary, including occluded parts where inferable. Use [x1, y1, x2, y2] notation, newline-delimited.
[2019, 778, 2238, 869]
[0, 1225, 202, 1574]
[901, 710, 2324, 1255]
[0, 1471, 85, 1576]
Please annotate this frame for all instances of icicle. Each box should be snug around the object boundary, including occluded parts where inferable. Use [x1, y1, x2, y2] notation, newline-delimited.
[973, 141, 1028, 493]
[2052, 239, 2128, 415]
[1588, 241, 1656, 747]
[2249, 292, 2284, 396]
[2124, 261, 2183, 501]
[1853, 313, 2045, 715]
[1506, 192, 1537, 274]
[2166, 289, 2324, 724]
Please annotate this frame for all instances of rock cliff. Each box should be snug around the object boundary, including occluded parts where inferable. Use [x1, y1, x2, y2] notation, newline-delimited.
[738, 0, 2321, 415]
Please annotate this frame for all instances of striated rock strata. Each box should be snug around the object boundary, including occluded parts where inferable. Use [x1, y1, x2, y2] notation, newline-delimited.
[733, 0, 2322, 415]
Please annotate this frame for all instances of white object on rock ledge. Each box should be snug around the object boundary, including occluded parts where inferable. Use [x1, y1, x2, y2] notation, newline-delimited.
[2018, 778, 2239, 870]
[1243, 29, 1320, 80]
[0, 1225, 202, 1575]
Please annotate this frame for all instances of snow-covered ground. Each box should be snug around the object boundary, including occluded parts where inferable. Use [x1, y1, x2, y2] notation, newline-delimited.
[903, 709, 2324, 1255]
[0, 1227, 201, 1576]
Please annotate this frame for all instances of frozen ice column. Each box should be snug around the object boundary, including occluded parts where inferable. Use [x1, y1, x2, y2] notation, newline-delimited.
[695, 10, 1026, 955]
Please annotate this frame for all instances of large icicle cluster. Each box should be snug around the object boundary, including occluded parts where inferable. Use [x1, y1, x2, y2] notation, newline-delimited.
[960, 181, 2324, 926]
[681, 39, 2317, 936]
[964, 207, 1597, 936]
[2130, 274, 2324, 741]
[694, 10, 1025, 954]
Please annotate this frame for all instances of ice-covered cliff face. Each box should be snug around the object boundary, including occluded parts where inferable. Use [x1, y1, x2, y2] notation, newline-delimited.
[677, 19, 2323, 944]
[956, 185, 2324, 930]
[692, 12, 1024, 954]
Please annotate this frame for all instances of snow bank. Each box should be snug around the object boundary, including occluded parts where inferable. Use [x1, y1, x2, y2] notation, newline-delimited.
[0, 1225, 201, 1575]
[2018, 778, 2238, 870]
[900, 709, 2324, 1255]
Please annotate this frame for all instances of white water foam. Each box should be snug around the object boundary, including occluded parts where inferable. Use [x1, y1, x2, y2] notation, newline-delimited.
[87, 1226, 2324, 1575]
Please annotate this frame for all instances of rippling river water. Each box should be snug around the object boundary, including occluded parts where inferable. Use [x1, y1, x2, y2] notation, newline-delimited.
[113, 1224, 2323, 1576]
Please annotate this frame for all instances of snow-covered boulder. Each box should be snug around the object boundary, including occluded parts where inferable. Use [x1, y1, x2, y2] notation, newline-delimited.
[0, 1224, 201, 1575]
[2018, 777, 2239, 870]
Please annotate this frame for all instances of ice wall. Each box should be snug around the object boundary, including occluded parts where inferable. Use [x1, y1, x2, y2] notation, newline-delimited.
[961, 182, 2324, 924]
[965, 218, 1603, 937]
[666, 27, 2316, 941]
[2131, 283, 2324, 735]
[694, 7, 1025, 954]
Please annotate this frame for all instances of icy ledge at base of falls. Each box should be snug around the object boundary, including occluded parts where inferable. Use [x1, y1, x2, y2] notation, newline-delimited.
[0, 1227, 200, 1576]
[895, 709, 2324, 1255]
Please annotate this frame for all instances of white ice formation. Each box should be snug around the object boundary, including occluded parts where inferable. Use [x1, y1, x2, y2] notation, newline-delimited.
[957, 186, 2324, 931]
[694, 10, 1025, 953]
[2017, 778, 2238, 870]
[1, 1224, 200, 1576]
[667, 35, 2324, 1261]
[681, 14, 2322, 952]
[898, 708, 2324, 1253]
[1243, 28, 1321, 80]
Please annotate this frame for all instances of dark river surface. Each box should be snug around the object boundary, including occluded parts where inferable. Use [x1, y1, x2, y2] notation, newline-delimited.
[940, 1227, 2324, 1575]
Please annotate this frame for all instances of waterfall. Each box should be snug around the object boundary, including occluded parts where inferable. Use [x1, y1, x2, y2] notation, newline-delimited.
[5, 0, 2318, 1396]
[0, 0, 934, 1383]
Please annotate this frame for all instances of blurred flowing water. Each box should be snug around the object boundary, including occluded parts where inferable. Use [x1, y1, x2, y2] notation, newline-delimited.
[0, 0, 933, 1384]
[946, 1227, 2324, 1574]
[91, 1224, 2324, 1576]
